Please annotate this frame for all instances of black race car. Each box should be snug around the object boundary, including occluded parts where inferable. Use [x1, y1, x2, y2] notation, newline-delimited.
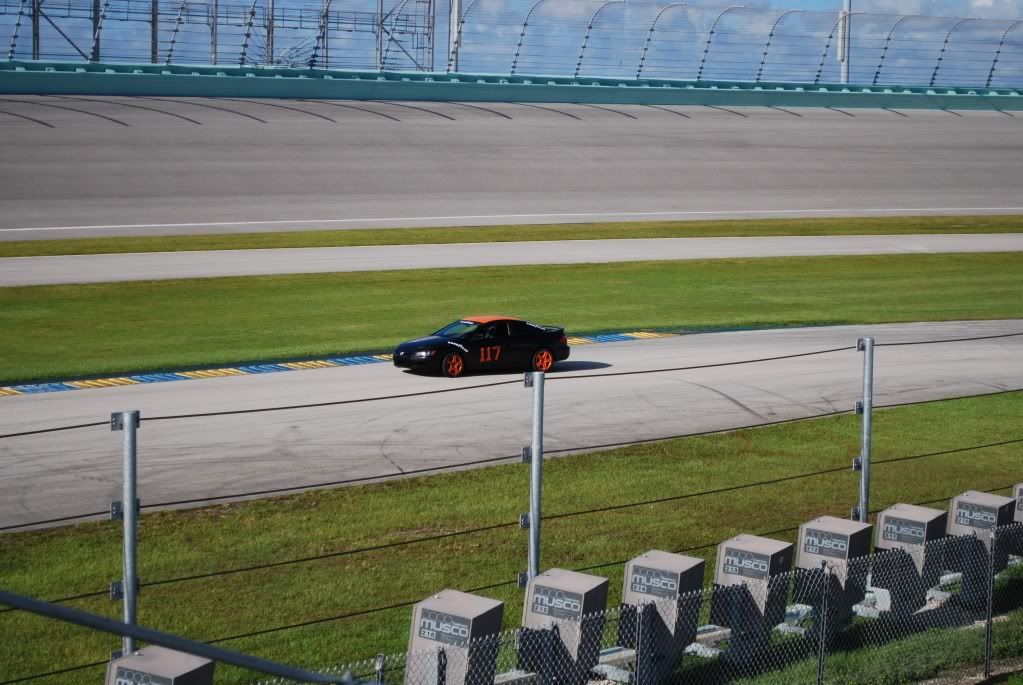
[393, 316, 571, 378]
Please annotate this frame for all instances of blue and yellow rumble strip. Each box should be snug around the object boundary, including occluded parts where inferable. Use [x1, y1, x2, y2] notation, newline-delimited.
[0, 331, 677, 398]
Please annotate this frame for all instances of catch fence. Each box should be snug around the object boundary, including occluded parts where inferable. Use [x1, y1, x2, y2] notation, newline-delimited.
[1, 0, 1022, 88]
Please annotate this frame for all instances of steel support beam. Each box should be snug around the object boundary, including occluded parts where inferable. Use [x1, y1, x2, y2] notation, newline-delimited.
[210, 0, 217, 64]
[150, 0, 158, 63]
[375, 0, 382, 69]
[322, 0, 328, 67]
[266, 0, 273, 65]
[697, 6, 742, 81]
[757, 9, 801, 83]
[839, 0, 851, 84]
[448, 0, 459, 72]
[575, 1, 624, 78]
[91, 0, 99, 60]
[31, 0, 40, 59]
[930, 17, 970, 87]
[637, 3, 685, 79]
[814, 16, 843, 84]
[986, 20, 1022, 88]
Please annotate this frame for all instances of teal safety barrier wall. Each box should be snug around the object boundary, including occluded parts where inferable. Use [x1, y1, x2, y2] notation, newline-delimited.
[2, 60, 1022, 110]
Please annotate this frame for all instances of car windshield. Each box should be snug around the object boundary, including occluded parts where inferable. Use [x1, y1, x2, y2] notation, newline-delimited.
[433, 320, 480, 338]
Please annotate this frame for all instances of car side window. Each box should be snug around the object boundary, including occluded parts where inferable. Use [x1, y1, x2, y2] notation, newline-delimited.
[508, 321, 528, 337]
[483, 322, 513, 339]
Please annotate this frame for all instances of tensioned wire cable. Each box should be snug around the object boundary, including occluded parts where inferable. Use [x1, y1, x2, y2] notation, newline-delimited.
[3, 385, 1020, 533]
[3, 384, 1018, 535]
[3, 431, 1018, 614]
[6, 482, 1012, 685]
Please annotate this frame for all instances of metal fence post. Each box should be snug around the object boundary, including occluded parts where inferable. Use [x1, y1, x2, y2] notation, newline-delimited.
[31, 0, 40, 59]
[816, 560, 829, 685]
[852, 337, 874, 523]
[375, 0, 383, 70]
[210, 0, 218, 64]
[984, 529, 996, 677]
[111, 410, 140, 656]
[837, 2, 852, 84]
[436, 648, 447, 685]
[374, 653, 385, 683]
[265, 0, 274, 64]
[634, 602, 649, 685]
[150, 0, 158, 63]
[520, 372, 545, 584]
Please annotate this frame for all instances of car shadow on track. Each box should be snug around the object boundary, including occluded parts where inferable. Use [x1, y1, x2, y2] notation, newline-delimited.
[400, 360, 611, 378]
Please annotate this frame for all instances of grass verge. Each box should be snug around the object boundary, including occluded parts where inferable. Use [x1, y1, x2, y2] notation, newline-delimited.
[2, 252, 1023, 385]
[737, 605, 1023, 684]
[2, 215, 1022, 258]
[0, 391, 1021, 684]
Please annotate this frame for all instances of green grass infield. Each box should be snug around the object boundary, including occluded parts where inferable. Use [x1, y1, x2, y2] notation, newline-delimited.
[2, 214, 1022, 258]
[0, 391, 1021, 684]
[2, 252, 1023, 385]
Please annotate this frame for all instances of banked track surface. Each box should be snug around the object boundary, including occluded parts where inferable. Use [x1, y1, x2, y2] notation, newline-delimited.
[1, 320, 1020, 529]
[0, 97, 1022, 238]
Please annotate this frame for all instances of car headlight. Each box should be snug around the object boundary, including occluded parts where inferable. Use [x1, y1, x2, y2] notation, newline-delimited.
[412, 349, 436, 359]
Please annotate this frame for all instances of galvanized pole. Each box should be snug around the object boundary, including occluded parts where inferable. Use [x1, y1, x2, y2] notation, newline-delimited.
[266, 0, 273, 65]
[91, 0, 100, 60]
[528, 371, 544, 580]
[854, 337, 873, 523]
[31, 0, 39, 60]
[815, 560, 829, 685]
[984, 529, 996, 677]
[375, 0, 383, 70]
[112, 410, 140, 656]
[150, 0, 157, 63]
[839, 0, 851, 84]
[519, 372, 545, 586]
[210, 0, 217, 64]
[321, 0, 329, 68]
[447, 0, 460, 72]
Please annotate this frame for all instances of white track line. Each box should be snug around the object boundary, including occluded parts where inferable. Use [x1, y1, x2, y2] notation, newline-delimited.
[5, 207, 1023, 232]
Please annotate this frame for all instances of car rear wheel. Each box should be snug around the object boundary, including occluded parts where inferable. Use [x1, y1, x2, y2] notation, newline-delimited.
[531, 348, 554, 372]
[441, 351, 466, 378]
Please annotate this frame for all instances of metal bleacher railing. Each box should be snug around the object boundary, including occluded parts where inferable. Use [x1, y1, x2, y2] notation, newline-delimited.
[1, 0, 1021, 89]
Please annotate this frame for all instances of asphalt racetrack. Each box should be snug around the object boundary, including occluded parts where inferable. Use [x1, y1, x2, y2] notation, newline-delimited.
[1, 96, 1022, 239]
[1, 320, 1020, 529]
[5, 233, 1023, 285]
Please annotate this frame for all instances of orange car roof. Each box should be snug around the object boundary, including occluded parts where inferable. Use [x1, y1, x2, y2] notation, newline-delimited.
[463, 315, 522, 324]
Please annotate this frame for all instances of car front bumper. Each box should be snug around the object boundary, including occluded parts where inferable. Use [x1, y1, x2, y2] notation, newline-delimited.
[393, 351, 438, 370]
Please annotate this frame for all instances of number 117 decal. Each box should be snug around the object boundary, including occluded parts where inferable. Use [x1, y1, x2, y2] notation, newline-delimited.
[479, 346, 502, 363]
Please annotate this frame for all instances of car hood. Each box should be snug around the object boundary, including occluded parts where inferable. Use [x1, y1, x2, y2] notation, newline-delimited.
[395, 335, 451, 352]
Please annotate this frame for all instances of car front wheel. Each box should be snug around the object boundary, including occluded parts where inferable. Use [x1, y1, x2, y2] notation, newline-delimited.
[441, 351, 466, 378]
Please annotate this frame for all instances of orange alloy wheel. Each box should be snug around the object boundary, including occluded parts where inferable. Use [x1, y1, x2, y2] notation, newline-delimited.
[532, 349, 554, 372]
[442, 352, 465, 378]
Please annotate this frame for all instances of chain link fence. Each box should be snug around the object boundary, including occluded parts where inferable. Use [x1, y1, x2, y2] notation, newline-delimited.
[259, 525, 1023, 685]
[2, 0, 1022, 88]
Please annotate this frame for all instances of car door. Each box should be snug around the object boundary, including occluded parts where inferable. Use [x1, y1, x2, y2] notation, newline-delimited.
[476, 321, 512, 370]
[506, 320, 534, 368]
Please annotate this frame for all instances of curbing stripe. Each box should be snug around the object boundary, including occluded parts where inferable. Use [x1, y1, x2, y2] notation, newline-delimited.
[1, 330, 680, 398]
